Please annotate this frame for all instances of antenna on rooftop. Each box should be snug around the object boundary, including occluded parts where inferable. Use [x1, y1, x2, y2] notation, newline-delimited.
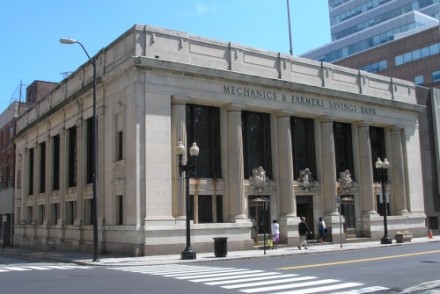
[9, 80, 27, 104]
[60, 71, 73, 79]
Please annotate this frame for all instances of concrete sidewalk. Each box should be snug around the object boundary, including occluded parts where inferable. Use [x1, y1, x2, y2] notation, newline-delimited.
[0, 237, 438, 267]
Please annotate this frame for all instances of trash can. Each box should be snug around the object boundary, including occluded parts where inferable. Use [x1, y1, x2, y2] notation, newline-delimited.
[213, 237, 228, 257]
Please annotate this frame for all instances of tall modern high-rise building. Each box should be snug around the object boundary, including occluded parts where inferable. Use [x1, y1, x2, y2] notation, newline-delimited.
[301, 0, 440, 62]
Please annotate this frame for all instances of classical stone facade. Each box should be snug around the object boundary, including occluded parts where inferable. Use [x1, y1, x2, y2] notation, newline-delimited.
[14, 25, 427, 256]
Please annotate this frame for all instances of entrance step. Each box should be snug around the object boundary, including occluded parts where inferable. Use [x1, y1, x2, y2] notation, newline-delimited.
[344, 237, 371, 243]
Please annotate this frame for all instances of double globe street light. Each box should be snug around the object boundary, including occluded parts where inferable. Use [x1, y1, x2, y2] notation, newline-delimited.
[176, 140, 200, 260]
[375, 157, 392, 245]
[60, 37, 99, 261]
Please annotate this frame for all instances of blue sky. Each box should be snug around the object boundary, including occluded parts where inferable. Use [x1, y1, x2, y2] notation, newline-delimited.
[0, 0, 330, 113]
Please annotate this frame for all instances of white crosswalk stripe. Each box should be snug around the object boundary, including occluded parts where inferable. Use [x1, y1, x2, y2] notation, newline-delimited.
[0, 265, 91, 273]
[110, 264, 390, 293]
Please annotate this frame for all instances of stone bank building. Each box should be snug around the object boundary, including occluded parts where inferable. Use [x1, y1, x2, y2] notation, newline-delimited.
[14, 25, 427, 256]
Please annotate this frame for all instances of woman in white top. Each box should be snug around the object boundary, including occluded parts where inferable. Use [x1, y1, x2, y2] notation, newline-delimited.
[271, 219, 280, 249]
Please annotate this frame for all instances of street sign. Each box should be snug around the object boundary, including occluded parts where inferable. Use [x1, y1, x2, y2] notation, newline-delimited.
[335, 195, 340, 208]
[2, 215, 6, 222]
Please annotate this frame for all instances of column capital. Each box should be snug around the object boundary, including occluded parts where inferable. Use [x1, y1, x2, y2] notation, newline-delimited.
[226, 103, 246, 112]
[390, 125, 403, 132]
[319, 115, 336, 123]
[171, 95, 191, 105]
[356, 120, 372, 128]
[275, 110, 294, 118]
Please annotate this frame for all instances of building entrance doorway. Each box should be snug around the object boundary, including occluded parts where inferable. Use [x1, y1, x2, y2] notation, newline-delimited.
[341, 195, 356, 237]
[249, 196, 270, 243]
[296, 195, 314, 238]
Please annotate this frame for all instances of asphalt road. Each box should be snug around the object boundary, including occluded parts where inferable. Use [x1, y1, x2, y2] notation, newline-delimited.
[212, 242, 440, 292]
[0, 242, 439, 293]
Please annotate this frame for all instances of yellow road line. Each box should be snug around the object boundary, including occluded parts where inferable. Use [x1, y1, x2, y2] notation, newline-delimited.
[279, 250, 440, 270]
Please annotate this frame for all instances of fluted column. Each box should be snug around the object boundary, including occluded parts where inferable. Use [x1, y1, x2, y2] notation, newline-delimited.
[15, 152, 24, 224]
[227, 104, 246, 221]
[19, 150, 27, 224]
[44, 135, 51, 223]
[32, 143, 38, 223]
[390, 127, 408, 214]
[59, 128, 67, 223]
[277, 113, 296, 217]
[321, 118, 338, 215]
[171, 96, 189, 219]
[358, 123, 376, 215]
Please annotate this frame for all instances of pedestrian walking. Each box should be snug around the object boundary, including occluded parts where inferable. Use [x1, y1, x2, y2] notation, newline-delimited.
[271, 219, 280, 249]
[317, 217, 326, 243]
[298, 217, 311, 250]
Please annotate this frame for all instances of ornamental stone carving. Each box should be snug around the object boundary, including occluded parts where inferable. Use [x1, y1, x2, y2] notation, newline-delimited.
[338, 170, 353, 192]
[249, 166, 267, 192]
[298, 168, 314, 191]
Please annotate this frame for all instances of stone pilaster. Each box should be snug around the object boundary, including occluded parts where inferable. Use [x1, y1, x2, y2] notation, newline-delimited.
[276, 113, 296, 218]
[321, 118, 338, 215]
[32, 143, 38, 221]
[390, 127, 408, 214]
[227, 103, 246, 221]
[171, 96, 189, 219]
[44, 136, 51, 223]
[59, 128, 67, 224]
[358, 123, 376, 215]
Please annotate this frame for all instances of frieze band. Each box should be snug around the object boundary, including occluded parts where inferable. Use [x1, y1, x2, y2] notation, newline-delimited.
[223, 84, 376, 115]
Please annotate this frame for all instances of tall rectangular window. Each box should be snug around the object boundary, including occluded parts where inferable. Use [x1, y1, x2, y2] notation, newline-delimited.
[216, 195, 223, 223]
[39, 142, 46, 193]
[6, 165, 12, 188]
[198, 195, 213, 223]
[65, 201, 76, 225]
[37, 204, 45, 225]
[115, 195, 123, 225]
[86, 118, 94, 184]
[68, 126, 77, 187]
[27, 206, 33, 224]
[291, 117, 316, 179]
[0, 168, 3, 189]
[334, 122, 354, 180]
[50, 203, 59, 225]
[242, 111, 272, 179]
[186, 104, 221, 178]
[370, 127, 386, 182]
[116, 131, 123, 161]
[84, 199, 94, 225]
[28, 148, 34, 195]
[52, 135, 60, 190]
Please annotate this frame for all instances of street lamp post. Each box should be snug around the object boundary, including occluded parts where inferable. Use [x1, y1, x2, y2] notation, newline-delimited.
[176, 140, 199, 260]
[60, 37, 99, 261]
[375, 157, 392, 244]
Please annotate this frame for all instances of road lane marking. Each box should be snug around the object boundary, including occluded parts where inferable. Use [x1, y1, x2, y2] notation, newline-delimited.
[272, 282, 363, 294]
[204, 273, 294, 285]
[239, 279, 340, 293]
[193, 271, 282, 283]
[279, 249, 440, 270]
[110, 264, 389, 293]
[222, 276, 316, 289]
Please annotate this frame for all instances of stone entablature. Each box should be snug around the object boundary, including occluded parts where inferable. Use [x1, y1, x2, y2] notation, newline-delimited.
[16, 25, 418, 136]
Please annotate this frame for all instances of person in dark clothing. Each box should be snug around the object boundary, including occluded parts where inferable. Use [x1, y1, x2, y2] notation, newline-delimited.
[317, 217, 326, 243]
[298, 217, 311, 250]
